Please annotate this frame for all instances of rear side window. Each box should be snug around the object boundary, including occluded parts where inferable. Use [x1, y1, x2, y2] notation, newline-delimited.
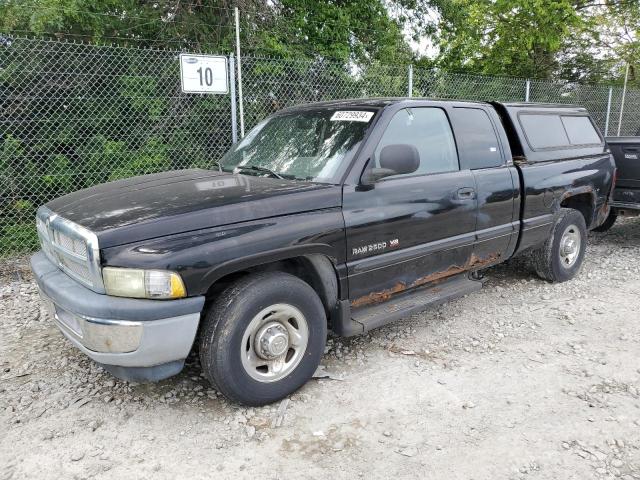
[520, 114, 569, 149]
[452, 107, 503, 169]
[561, 116, 602, 145]
[520, 113, 602, 150]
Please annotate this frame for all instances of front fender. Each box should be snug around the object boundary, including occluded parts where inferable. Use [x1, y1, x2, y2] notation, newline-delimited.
[101, 209, 346, 296]
[199, 244, 338, 294]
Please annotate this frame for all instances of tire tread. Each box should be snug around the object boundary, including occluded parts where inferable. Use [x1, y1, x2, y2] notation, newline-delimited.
[199, 272, 326, 405]
[532, 208, 587, 283]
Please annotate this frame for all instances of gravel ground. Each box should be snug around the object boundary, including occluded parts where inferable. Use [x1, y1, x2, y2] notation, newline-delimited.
[1, 218, 640, 480]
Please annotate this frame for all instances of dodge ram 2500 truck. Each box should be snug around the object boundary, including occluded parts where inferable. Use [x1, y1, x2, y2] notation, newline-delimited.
[31, 99, 615, 406]
[593, 136, 640, 231]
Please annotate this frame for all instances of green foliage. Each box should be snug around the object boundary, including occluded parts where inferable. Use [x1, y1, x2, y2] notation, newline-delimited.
[0, 0, 414, 63]
[0, 222, 39, 257]
[0, 0, 637, 80]
[1, 0, 639, 258]
[108, 138, 171, 181]
[433, 0, 581, 78]
[120, 77, 167, 119]
[77, 136, 129, 186]
[0, 194, 38, 259]
[430, 0, 638, 84]
[0, 32, 234, 255]
[560, 1, 640, 87]
[42, 154, 74, 193]
[260, 0, 413, 63]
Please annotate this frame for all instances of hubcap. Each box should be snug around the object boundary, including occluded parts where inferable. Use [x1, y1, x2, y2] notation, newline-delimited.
[255, 322, 289, 359]
[240, 304, 309, 383]
[559, 224, 581, 268]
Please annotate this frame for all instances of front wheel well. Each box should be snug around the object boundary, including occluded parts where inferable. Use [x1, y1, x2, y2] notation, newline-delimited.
[202, 255, 340, 328]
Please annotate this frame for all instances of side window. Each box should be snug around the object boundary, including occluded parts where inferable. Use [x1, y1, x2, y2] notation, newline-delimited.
[520, 114, 569, 149]
[520, 113, 602, 150]
[452, 107, 503, 169]
[561, 116, 602, 145]
[375, 108, 459, 177]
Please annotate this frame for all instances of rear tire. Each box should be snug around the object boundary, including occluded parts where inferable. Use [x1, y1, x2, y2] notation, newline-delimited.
[532, 208, 587, 283]
[592, 210, 617, 232]
[199, 272, 327, 406]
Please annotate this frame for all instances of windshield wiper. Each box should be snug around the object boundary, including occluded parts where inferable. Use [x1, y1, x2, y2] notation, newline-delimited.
[234, 165, 284, 179]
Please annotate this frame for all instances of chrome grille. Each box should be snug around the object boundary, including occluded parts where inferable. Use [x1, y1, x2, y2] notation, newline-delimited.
[58, 255, 92, 281]
[36, 206, 105, 293]
[53, 230, 88, 257]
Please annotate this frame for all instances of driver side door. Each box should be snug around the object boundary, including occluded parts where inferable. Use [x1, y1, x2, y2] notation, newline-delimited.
[342, 106, 478, 307]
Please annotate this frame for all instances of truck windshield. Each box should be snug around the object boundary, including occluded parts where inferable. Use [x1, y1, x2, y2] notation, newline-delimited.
[219, 109, 376, 182]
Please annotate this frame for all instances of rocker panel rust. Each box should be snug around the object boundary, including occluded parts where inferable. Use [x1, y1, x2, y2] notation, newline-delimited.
[350, 252, 500, 308]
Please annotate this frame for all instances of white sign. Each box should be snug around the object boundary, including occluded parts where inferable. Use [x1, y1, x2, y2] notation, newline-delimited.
[330, 111, 374, 122]
[180, 54, 228, 94]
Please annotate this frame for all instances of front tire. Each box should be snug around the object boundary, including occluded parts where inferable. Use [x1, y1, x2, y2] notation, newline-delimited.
[532, 208, 587, 283]
[199, 272, 327, 406]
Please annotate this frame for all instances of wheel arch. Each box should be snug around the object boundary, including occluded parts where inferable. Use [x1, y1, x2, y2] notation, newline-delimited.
[200, 247, 341, 328]
[558, 187, 597, 229]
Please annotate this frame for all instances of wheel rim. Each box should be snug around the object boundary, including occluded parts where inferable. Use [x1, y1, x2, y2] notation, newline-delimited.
[240, 303, 309, 383]
[559, 224, 581, 268]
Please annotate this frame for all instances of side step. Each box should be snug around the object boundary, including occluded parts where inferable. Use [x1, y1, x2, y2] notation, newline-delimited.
[349, 274, 483, 334]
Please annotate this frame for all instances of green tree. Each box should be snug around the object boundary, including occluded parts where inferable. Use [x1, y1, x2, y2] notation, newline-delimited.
[0, 0, 415, 63]
[427, 0, 638, 83]
[558, 1, 639, 86]
[432, 0, 582, 78]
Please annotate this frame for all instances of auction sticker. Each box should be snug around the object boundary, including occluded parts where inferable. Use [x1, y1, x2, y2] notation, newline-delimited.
[330, 111, 374, 122]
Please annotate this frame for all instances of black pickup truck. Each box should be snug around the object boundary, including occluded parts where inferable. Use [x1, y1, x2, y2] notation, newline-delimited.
[31, 99, 615, 405]
[594, 136, 640, 231]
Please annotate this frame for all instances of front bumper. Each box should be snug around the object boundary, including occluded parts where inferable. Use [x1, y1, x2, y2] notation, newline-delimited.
[31, 251, 205, 381]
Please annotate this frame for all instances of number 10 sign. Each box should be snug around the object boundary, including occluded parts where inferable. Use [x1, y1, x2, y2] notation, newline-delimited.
[179, 54, 228, 94]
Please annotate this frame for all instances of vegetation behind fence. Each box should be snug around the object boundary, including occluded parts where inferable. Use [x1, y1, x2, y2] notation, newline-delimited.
[1, 36, 639, 257]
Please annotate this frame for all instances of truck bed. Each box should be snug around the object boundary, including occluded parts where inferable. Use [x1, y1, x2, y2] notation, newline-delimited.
[492, 102, 614, 251]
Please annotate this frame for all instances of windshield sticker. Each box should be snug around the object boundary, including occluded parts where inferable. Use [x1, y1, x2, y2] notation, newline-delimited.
[330, 111, 374, 122]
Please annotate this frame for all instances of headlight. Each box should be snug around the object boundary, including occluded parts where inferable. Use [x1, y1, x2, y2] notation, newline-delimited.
[102, 267, 186, 299]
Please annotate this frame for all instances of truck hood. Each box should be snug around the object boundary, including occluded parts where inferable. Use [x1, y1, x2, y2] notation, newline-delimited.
[45, 169, 342, 248]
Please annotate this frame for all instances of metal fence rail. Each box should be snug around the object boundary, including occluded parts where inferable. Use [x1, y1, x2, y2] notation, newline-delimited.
[1, 36, 639, 257]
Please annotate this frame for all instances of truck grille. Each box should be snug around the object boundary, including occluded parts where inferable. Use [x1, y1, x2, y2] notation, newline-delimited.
[36, 206, 105, 293]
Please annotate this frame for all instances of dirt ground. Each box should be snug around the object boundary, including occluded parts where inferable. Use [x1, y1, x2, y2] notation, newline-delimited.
[1, 218, 640, 480]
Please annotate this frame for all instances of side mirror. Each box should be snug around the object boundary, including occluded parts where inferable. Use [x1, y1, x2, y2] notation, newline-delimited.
[361, 144, 420, 184]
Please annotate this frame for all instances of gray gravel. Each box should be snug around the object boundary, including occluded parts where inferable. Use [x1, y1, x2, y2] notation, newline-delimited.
[1, 218, 640, 479]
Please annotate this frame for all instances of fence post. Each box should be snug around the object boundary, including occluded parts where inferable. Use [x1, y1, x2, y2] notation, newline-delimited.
[234, 7, 245, 138]
[408, 65, 413, 97]
[604, 86, 613, 137]
[617, 63, 630, 136]
[525, 79, 531, 102]
[228, 54, 238, 144]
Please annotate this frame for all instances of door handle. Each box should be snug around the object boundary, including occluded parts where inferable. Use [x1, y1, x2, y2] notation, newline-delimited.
[456, 187, 476, 200]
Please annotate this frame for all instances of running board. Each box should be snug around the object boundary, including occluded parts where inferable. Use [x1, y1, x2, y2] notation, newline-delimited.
[340, 274, 483, 335]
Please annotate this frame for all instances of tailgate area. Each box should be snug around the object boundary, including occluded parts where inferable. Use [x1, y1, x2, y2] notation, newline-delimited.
[606, 137, 640, 210]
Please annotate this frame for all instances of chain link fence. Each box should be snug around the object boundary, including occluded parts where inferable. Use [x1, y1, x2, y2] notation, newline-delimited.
[2, 35, 640, 258]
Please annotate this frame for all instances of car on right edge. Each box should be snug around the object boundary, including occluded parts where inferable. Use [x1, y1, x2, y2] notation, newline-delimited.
[596, 134, 640, 231]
